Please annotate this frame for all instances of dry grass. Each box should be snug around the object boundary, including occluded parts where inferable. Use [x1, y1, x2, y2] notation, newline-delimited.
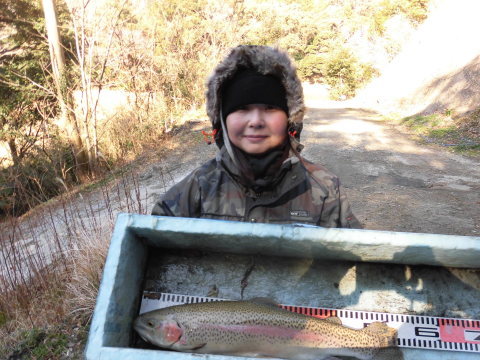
[0, 169, 150, 358]
[458, 107, 480, 138]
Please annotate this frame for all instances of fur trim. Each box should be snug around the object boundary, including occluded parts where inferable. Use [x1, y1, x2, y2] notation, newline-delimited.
[206, 45, 305, 150]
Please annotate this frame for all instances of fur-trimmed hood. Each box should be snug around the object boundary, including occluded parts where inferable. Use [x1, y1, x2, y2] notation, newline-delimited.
[206, 45, 305, 151]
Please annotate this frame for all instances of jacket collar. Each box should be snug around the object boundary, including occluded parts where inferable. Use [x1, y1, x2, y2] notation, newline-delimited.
[216, 146, 306, 198]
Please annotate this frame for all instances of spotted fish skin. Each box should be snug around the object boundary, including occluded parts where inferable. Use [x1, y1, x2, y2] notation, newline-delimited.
[134, 301, 398, 360]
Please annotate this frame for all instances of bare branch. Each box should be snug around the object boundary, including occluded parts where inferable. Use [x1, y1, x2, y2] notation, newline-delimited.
[5, 69, 56, 96]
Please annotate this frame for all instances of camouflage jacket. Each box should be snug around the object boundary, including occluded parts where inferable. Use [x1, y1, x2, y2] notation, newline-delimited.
[152, 147, 361, 228]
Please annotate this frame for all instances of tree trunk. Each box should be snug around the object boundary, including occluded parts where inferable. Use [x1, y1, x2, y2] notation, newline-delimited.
[41, 0, 91, 181]
[7, 139, 20, 167]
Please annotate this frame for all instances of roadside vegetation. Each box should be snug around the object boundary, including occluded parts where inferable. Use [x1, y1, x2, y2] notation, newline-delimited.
[1, 0, 437, 358]
[1, 170, 150, 358]
[1, 0, 430, 217]
[398, 108, 480, 156]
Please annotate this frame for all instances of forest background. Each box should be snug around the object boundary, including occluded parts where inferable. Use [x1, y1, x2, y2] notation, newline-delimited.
[1, 0, 431, 217]
[3, 0, 480, 358]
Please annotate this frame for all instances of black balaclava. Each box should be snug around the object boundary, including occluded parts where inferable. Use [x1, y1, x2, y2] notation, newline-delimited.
[222, 69, 289, 118]
[220, 69, 291, 191]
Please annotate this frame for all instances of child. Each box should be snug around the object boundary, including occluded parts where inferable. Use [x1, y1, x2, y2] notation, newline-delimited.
[152, 45, 361, 228]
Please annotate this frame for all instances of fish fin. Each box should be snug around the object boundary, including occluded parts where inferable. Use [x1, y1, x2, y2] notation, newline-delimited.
[362, 322, 397, 347]
[207, 284, 219, 298]
[227, 352, 266, 358]
[324, 316, 343, 325]
[248, 297, 279, 306]
[189, 343, 207, 351]
[372, 346, 404, 360]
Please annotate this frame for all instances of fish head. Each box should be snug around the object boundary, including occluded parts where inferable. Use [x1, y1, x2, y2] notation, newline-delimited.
[134, 312, 184, 349]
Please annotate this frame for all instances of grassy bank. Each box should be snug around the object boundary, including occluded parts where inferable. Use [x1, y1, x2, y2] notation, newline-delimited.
[398, 109, 480, 157]
[0, 169, 150, 359]
[0, 119, 205, 359]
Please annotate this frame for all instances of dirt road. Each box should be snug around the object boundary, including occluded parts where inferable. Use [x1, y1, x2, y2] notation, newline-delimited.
[300, 103, 480, 236]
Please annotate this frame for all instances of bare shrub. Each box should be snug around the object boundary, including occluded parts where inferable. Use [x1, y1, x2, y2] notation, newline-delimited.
[458, 108, 480, 137]
[0, 169, 149, 356]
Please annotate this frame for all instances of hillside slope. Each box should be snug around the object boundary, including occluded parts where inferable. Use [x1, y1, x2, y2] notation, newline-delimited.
[355, 0, 480, 116]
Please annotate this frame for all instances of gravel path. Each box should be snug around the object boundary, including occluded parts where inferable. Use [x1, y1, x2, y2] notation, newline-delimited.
[300, 101, 480, 236]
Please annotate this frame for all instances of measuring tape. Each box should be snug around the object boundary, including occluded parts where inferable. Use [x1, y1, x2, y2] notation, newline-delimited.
[140, 292, 480, 354]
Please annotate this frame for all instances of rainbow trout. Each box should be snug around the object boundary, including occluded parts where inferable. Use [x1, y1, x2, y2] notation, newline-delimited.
[134, 300, 399, 360]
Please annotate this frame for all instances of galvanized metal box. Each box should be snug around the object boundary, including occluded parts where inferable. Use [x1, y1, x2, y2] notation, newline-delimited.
[85, 214, 480, 360]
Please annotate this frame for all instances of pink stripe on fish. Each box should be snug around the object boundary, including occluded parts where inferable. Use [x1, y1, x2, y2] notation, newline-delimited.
[202, 324, 327, 343]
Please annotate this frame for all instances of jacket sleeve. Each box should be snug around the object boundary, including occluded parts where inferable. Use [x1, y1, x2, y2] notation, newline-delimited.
[318, 177, 363, 229]
[151, 172, 201, 217]
[336, 181, 362, 229]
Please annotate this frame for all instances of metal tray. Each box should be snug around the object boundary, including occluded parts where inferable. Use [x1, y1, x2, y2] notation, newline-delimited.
[85, 214, 480, 360]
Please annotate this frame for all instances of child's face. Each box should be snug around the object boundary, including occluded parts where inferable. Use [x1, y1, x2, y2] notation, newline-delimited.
[226, 104, 288, 155]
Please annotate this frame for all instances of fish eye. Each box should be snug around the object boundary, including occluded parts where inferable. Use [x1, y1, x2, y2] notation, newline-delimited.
[147, 320, 155, 327]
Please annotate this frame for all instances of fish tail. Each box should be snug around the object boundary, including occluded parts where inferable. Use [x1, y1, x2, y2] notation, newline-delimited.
[362, 322, 397, 347]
